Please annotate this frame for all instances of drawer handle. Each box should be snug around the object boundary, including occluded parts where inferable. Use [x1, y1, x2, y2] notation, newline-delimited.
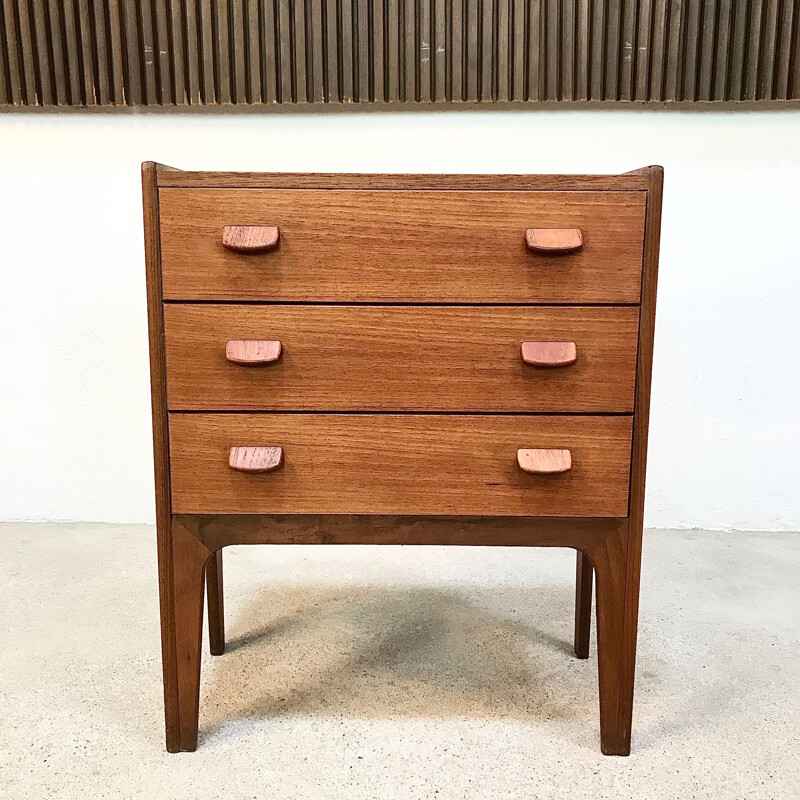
[521, 341, 577, 368]
[222, 225, 280, 253]
[228, 446, 284, 473]
[525, 228, 583, 254]
[517, 448, 572, 474]
[225, 339, 282, 365]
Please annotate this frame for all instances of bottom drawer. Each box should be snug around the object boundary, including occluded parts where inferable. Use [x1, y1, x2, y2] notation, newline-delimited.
[169, 414, 632, 517]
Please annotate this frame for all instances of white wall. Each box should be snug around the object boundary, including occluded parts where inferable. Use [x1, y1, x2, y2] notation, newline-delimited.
[1, 107, 798, 530]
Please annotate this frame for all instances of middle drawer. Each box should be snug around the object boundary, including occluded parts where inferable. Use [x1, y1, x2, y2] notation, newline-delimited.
[164, 305, 639, 412]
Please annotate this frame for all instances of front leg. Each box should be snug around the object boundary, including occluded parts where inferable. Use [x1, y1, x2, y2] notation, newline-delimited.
[585, 521, 641, 756]
[159, 517, 212, 752]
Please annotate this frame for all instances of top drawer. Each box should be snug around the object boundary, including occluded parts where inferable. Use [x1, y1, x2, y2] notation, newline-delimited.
[159, 189, 646, 303]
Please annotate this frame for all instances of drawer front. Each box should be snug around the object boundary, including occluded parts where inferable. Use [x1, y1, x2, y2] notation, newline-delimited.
[164, 305, 639, 412]
[169, 414, 633, 516]
[159, 189, 646, 302]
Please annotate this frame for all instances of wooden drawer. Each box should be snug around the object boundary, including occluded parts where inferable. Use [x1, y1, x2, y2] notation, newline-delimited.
[164, 305, 639, 412]
[159, 189, 646, 302]
[169, 414, 633, 516]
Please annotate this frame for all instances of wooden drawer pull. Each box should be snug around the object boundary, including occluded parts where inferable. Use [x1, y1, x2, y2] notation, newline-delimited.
[521, 341, 577, 368]
[222, 225, 280, 253]
[517, 448, 572, 474]
[525, 228, 583, 254]
[228, 446, 284, 473]
[225, 339, 282, 365]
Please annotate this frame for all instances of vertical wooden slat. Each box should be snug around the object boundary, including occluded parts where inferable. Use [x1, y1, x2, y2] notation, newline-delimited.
[356, 0, 370, 100]
[48, 0, 68, 105]
[185, 0, 202, 103]
[139, 1, 158, 104]
[386, 0, 399, 99]
[0, 6, 8, 104]
[635, 0, 654, 100]
[561, 0, 576, 100]
[215, 0, 232, 102]
[589, 0, 606, 98]
[510, 0, 526, 99]
[341, 0, 355, 100]
[619, 0, 637, 100]
[419, 0, 431, 100]
[402, 0, 414, 100]
[745, 0, 764, 100]
[245, 0, 262, 102]
[481, 0, 493, 99]
[199, 0, 215, 102]
[121, 0, 141, 104]
[664, 0, 682, 100]
[465, 0, 478, 99]
[713, 0, 732, 100]
[729, 0, 748, 99]
[759, 0, 780, 99]
[170, 0, 187, 104]
[528, 0, 541, 99]
[309, 0, 324, 100]
[230, 0, 246, 103]
[325, 0, 340, 100]
[544, 0, 557, 98]
[154, 1, 173, 103]
[433, 0, 446, 99]
[373, 0, 385, 100]
[2, 0, 24, 103]
[30, 0, 52, 104]
[259, 0, 277, 102]
[697, 0, 717, 99]
[450, 0, 462, 100]
[575, 0, 590, 99]
[648, 0, 668, 100]
[61, 0, 82, 104]
[681, 0, 701, 101]
[774, 0, 795, 98]
[294, 0, 308, 101]
[496, 0, 509, 99]
[605, 0, 623, 99]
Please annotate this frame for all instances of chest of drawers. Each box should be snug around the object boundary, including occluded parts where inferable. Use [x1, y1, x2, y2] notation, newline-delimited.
[143, 165, 663, 755]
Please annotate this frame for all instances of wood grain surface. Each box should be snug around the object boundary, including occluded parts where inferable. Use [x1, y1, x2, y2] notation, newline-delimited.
[221, 224, 280, 252]
[228, 446, 284, 472]
[169, 414, 633, 516]
[520, 341, 579, 368]
[164, 305, 639, 412]
[159, 189, 646, 302]
[525, 228, 584, 253]
[156, 172, 651, 190]
[517, 448, 573, 474]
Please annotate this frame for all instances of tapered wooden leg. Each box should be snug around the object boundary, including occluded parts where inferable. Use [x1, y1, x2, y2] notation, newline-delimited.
[159, 517, 211, 753]
[587, 521, 641, 756]
[206, 549, 225, 655]
[574, 550, 593, 659]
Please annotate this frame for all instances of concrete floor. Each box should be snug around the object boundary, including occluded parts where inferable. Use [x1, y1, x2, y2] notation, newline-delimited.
[0, 524, 797, 799]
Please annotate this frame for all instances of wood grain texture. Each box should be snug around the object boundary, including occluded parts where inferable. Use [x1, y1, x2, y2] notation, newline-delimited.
[517, 448, 573, 474]
[228, 446, 284, 473]
[574, 550, 593, 658]
[142, 161, 181, 752]
[221, 225, 280, 253]
[525, 228, 584, 253]
[520, 341, 578, 368]
[164, 305, 639, 412]
[169, 413, 633, 516]
[159, 190, 646, 302]
[156, 172, 651, 191]
[177, 513, 625, 551]
[206, 549, 224, 656]
[225, 339, 282, 365]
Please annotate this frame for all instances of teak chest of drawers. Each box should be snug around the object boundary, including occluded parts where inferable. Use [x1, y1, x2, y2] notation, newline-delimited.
[143, 164, 663, 755]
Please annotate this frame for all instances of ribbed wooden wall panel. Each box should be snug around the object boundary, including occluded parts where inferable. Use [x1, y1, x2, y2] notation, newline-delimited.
[0, 0, 798, 105]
